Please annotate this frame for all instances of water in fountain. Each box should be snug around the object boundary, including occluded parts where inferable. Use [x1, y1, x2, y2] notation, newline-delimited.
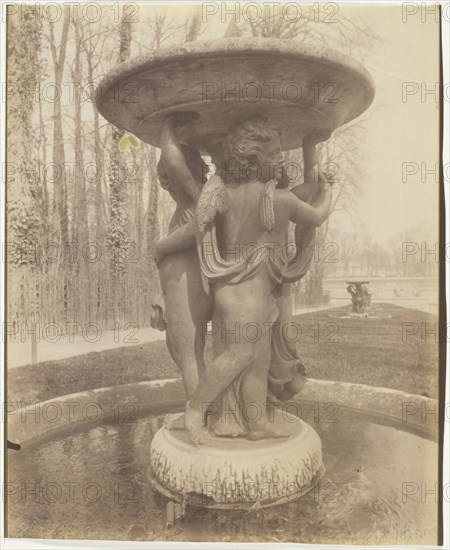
[7, 403, 437, 545]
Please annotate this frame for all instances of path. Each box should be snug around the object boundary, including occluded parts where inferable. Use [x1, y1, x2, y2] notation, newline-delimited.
[7, 325, 165, 369]
[6, 298, 437, 368]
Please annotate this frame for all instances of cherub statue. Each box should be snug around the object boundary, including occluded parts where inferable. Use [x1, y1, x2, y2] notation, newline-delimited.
[151, 113, 212, 400]
[153, 113, 333, 443]
[183, 114, 333, 444]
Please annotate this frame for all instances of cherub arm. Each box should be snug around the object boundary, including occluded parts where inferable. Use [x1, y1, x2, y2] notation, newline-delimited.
[284, 131, 331, 227]
[160, 115, 201, 204]
[283, 131, 332, 227]
[155, 219, 196, 266]
[283, 180, 332, 227]
[289, 182, 317, 202]
[289, 131, 331, 201]
[302, 133, 325, 184]
[154, 174, 229, 266]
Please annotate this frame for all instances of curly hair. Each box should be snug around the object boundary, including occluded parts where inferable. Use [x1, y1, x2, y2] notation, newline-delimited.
[223, 114, 281, 180]
[157, 144, 208, 192]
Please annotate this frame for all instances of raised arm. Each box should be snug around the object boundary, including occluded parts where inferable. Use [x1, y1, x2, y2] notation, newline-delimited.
[160, 114, 201, 204]
[289, 130, 331, 201]
[284, 180, 332, 227]
[285, 130, 333, 227]
[289, 182, 317, 202]
[302, 133, 324, 184]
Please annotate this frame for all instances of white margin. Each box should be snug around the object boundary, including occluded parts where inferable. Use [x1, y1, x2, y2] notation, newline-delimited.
[0, 1, 448, 550]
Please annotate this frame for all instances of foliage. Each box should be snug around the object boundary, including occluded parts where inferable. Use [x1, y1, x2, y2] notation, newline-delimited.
[7, 9, 45, 268]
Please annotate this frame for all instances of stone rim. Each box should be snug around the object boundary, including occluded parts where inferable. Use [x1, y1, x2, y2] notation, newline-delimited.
[96, 37, 375, 110]
[8, 378, 438, 446]
[94, 37, 375, 149]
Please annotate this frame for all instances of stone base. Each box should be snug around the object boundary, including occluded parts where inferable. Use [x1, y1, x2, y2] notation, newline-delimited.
[328, 311, 392, 320]
[350, 312, 369, 318]
[149, 410, 323, 509]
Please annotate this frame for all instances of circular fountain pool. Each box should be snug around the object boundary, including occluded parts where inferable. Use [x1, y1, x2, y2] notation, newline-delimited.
[7, 392, 438, 545]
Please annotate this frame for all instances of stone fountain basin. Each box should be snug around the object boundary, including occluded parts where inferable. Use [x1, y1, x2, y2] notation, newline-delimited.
[95, 37, 375, 153]
[9, 378, 437, 446]
[7, 378, 439, 544]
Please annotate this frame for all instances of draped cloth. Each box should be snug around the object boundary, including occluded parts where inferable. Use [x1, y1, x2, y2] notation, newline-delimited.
[196, 185, 318, 436]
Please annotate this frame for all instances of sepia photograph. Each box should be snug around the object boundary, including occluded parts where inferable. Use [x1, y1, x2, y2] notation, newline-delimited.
[1, 0, 448, 547]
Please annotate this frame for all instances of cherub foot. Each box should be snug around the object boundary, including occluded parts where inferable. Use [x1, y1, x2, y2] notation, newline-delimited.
[185, 401, 207, 445]
[247, 425, 289, 441]
[213, 424, 243, 438]
[164, 412, 185, 430]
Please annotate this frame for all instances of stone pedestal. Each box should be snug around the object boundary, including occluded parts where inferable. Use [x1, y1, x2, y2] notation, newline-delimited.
[149, 410, 323, 509]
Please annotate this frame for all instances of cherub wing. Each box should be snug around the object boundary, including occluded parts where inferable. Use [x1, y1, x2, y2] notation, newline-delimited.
[196, 174, 229, 231]
[259, 179, 277, 232]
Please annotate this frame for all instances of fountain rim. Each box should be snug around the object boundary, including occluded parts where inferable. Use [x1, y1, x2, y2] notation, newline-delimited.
[9, 378, 438, 447]
[95, 36, 376, 127]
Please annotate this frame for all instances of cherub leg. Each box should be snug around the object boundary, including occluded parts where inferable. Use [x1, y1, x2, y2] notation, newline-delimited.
[240, 329, 289, 440]
[160, 249, 212, 398]
[185, 341, 259, 445]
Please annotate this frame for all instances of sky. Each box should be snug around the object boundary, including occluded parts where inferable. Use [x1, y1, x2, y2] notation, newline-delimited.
[332, 4, 441, 241]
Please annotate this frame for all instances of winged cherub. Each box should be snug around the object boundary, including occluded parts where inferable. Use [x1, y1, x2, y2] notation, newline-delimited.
[182, 114, 333, 444]
[151, 113, 213, 402]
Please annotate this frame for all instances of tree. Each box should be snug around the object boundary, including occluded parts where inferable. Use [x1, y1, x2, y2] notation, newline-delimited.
[6, 7, 47, 345]
[47, 9, 70, 246]
[107, 9, 132, 278]
[82, 18, 109, 243]
[7, 8, 45, 268]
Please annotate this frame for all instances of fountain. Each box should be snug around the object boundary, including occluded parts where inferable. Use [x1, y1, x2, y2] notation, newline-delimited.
[330, 280, 391, 320]
[95, 37, 377, 509]
[5, 37, 439, 545]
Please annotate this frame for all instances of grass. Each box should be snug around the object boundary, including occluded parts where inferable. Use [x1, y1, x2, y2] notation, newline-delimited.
[8, 303, 440, 405]
[290, 303, 439, 398]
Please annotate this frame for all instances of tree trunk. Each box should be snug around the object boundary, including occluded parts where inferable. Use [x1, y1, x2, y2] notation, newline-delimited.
[72, 13, 91, 326]
[49, 10, 70, 246]
[144, 145, 160, 292]
[7, 9, 44, 266]
[6, 7, 44, 341]
[107, 11, 133, 325]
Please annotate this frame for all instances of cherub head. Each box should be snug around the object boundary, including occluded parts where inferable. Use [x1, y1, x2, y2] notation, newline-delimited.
[223, 114, 283, 184]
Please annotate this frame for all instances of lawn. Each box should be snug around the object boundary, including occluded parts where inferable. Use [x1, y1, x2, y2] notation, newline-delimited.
[8, 303, 440, 405]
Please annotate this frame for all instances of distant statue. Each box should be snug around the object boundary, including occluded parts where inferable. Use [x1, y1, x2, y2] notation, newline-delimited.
[347, 284, 360, 313]
[346, 281, 371, 313]
[362, 284, 372, 309]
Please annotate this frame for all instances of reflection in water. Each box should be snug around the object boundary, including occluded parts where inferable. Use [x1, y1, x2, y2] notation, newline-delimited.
[7, 408, 438, 544]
